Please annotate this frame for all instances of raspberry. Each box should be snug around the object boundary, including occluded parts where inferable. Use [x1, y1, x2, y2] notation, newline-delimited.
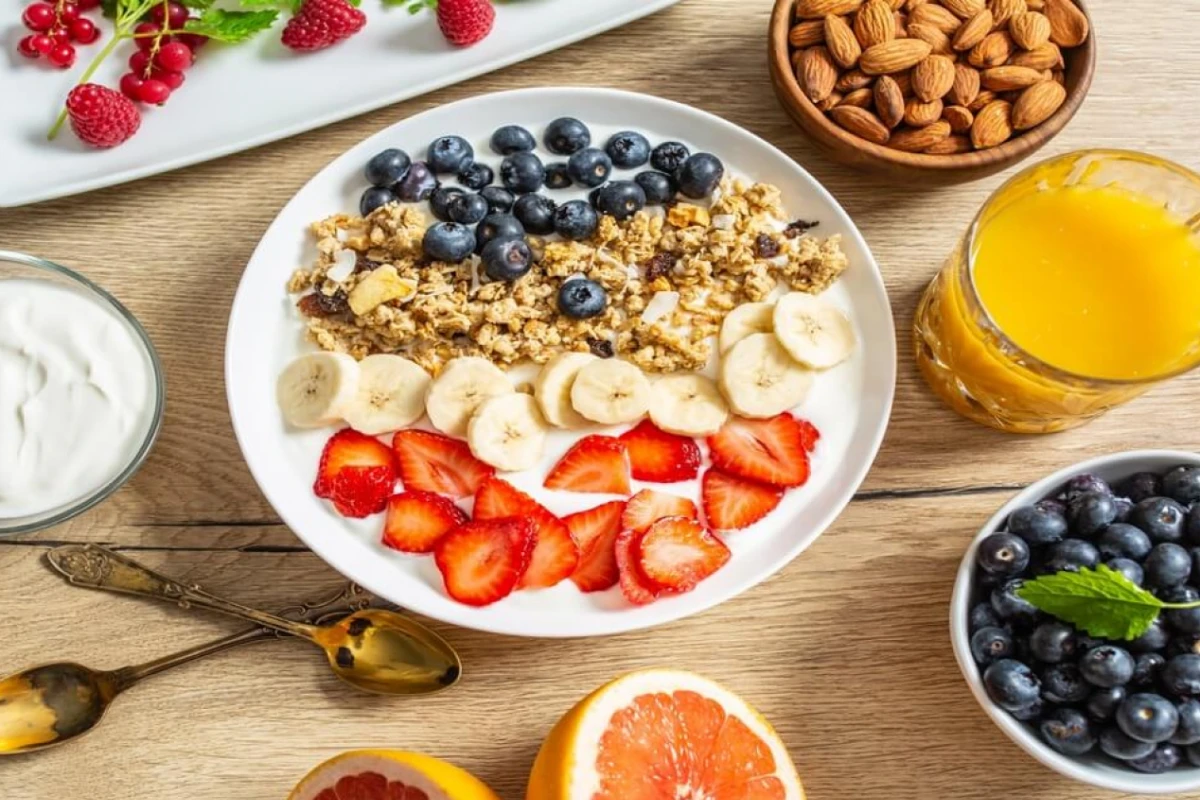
[436, 0, 494, 47]
[281, 0, 365, 52]
[66, 83, 141, 148]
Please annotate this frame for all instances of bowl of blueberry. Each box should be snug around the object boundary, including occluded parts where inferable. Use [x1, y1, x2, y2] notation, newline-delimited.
[952, 450, 1200, 793]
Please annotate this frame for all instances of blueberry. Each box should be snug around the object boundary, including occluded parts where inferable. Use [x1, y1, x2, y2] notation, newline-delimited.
[1068, 491, 1118, 537]
[394, 161, 439, 202]
[512, 194, 557, 236]
[1010, 697, 1044, 722]
[650, 141, 690, 173]
[1130, 743, 1183, 773]
[567, 148, 613, 188]
[991, 579, 1039, 624]
[983, 659, 1042, 712]
[479, 186, 516, 214]
[458, 162, 494, 191]
[500, 152, 546, 194]
[544, 162, 572, 190]
[1065, 473, 1112, 502]
[1113, 496, 1135, 523]
[1119, 694, 1180, 743]
[1076, 633, 1110, 652]
[1108, 558, 1145, 586]
[1131, 620, 1170, 654]
[474, 214, 524, 254]
[970, 602, 1002, 633]
[1164, 655, 1200, 697]
[588, 186, 603, 208]
[544, 117, 591, 155]
[1097, 523, 1153, 561]
[427, 135, 474, 175]
[480, 237, 533, 282]
[490, 124, 536, 155]
[976, 532, 1031, 577]
[1081, 645, 1137, 688]
[1008, 505, 1068, 546]
[365, 148, 411, 187]
[1134, 653, 1167, 689]
[429, 186, 465, 221]
[1087, 686, 1127, 722]
[1039, 708, 1096, 756]
[1029, 621, 1077, 663]
[1100, 725, 1158, 760]
[446, 193, 489, 225]
[1120, 471, 1164, 504]
[1171, 699, 1200, 745]
[1164, 466, 1200, 505]
[421, 222, 475, 263]
[1038, 498, 1068, 516]
[970, 626, 1015, 666]
[1169, 636, 1200, 659]
[595, 180, 647, 222]
[1042, 538, 1100, 574]
[675, 153, 725, 199]
[1146, 543, 1192, 589]
[1188, 507, 1200, 546]
[635, 171, 677, 206]
[552, 200, 599, 241]
[1042, 663, 1091, 704]
[1131, 497, 1188, 544]
[1163, 586, 1200, 634]
[605, 130, 651, 169]
[557, 278, 607, 320]
[360, 186, 397, 216]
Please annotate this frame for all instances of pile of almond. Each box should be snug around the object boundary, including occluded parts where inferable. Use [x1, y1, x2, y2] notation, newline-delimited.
[788, 0, 1089, 153]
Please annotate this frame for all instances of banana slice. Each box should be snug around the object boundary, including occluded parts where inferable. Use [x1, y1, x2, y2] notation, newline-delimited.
[534, 352, 598, 429]
[773, 291, 857, 369]
[649, 374, 730, 437]
[719, 302, 775, 355]
[342, 354, 431, 435]
[467, 393, 549, 472]
[719, 333, 814, 418]
[570, 359, 652, 425]
[425, 357, 514, 438]
[276, 352, 360, 429]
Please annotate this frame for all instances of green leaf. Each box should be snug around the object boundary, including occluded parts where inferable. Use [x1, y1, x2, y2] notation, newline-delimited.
[178, 0, 215, 9]
[1017, 564, 1164, 640]
[182, 8, 279, 42]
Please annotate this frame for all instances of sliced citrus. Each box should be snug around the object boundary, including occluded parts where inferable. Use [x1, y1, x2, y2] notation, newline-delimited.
[289, 750, 501, 800]
[527, 669, 804, 800]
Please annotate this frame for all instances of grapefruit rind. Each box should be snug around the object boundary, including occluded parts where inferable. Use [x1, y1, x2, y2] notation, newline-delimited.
[289, 750, 500, 800]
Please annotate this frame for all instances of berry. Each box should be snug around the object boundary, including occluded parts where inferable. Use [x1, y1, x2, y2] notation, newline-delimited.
[479, 186, 514, 213]
[22, 3, 56, 31]
[1029, 620, 1077, 663]
[457, 161, 493, 190]
[970, 626, 1014, 666]
[1008, 504, 1068, 545]
[557, 278, 607, 319]
[65, 83, 141, 149]
[1120, 471, 1163, 503]
[543, 435, 630, 495]
[58, 3, 79, 22]
[154, 41, 192, 71]
[381, 490, 468, 554]
[133, 21, 161, 50]
[427, 135, 473, 175]
[622, 489, 698, 535]
[500, 151, 545, 193]
[313, 429, 396, 518]
[281, 0, 366, 52]
[1163, 654, 1200, 697]
[700, 468, 783, 532]
[1130, 743, 1183, 773]
[1118, 694, 1180, 743]
[706, 414, 812, 488]
[605, 130, 651, 169]
[970, 602, 1001, 633]
[136, 78, 170, 105]
[636, 516, 730, 594]
[1065, 472, 1112, 501]
[615, 527, 659, 606]
[1107, 558, 1145, 586]
[489, 124, 534, 155]
[564, 500, 625, 593]
[1041, 538, 1099, 574]
[364, 148, 411, 187]
[595, 180, 647, 221]
[446, 192, 488, 225]
[1134, 653, 1167, 690]
[1080, 645, 1136, 688]
[435, 0, 494, 46]
[983, 659, 1041, 712]
[976, 532, 1031, 577]
[1145, 542, 1191, 588]
[1164, 466, 1200, 505]
[544, 162, 572, 189]
[473, 477, 578, 589]
[1067, 491, 1117, 537]
[474, 213, 523, 253]
[635, 171, 677, 206]
[512, 193, 557, 235]
[544, 116, 590, 155]
[1100, 726, 1157, 761]
[1087, 686, 1127, 722]
[1187, 507, 1200, 546]
[394, 161, 438, 202]
[17, 35, 42, 58]
[67, 17, 98, 44]
[433, 517, 534, 606]
[149, 1, 190, 28]
[392, 429, 493, 498]
[1010, 697, 1045, 721]
[480, 236, 532, 282]
[619, 420, 702, 484]
[1130, 619, 1169, 653]
[422, 222, 475, 263]
[1113, 495, 1135, 522]
[359, 186, 396, 216]
[1041, 663, 1090, 704]
[48, 43, 76, 67]
[1163, 586, 1200, 635]
[149, 67, 184, 89]
[1131, 497, 1187, 543]
[567, 147, 612, 188]
[1040, 708, 1096, 756]
[588, 186, 602, 208]
[429, 186, 465, 221]
[1172, 699, 1200, 745]
[651, 141, 690, 173]
[129, 49, 151, 74]
[1097, 523, 1153, 561]
[552, 200, 598, 240]
[119, 73, 144, 100]
[675, 153, 725, 199]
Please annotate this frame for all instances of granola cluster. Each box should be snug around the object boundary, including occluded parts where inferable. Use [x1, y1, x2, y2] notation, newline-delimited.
[287, 179, 849, 375]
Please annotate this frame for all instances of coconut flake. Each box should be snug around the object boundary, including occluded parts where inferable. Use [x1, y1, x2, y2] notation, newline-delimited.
[641, 291, 680, 325]
[712, 214, 736, 231]
[326, 249, 357, 284]
[769, 254, 790, 268]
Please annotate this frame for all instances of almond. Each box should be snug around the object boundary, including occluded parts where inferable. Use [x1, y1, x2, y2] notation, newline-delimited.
[860, 38, 932, 74]
[909, 3, 961, 33]
[1011, 79, 1066, 129]
[893, 70, 913, 95]
[836, 68, 875, 91]
[949, 63, 981, 106]
[988, 0, 1025, 27]
[952, 9, 993, 51]
[912, 54, 955, 101]
[981, 64, 1046, 90]
[894, 11, 909, 36]
[1026, 0, 1044, 9]
[889, 119, 952, 151]
[943, 104, 974, 132]
[925, 134, 972, 154]
[789, 20, 827, 48]
[829, 105, 892, 144]
[906, 22, 952, 54]
[874, 74, 906, 127]
[905, 0, 929, 10]
[967, 89, 999, 111]
[795, 0, 865, 19]
[971, 99, 1013, 148]
[840, 87, 875, 107]
[1010, 41, 1063, 69]
[941, 0, 985, 20]
[801, 46, 839, 103]
[825, 14, 863, 68]
[1009, 11, 1051, 49]
[817, 91, 845, 111]
[887, 0, 906, 9]
[904, 97, 944, 126]
[968, 31, 1013, 67]
[1052, 69, 1065, 85]
[1043, 0, 1088, 47]
[855, 0, 896, 47]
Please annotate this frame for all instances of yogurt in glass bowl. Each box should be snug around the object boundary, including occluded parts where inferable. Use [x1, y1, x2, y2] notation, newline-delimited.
[0, 250, 164, 536]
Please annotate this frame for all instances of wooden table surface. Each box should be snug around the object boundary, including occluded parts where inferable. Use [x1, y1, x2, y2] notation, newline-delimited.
[3, 0, 1200, 797]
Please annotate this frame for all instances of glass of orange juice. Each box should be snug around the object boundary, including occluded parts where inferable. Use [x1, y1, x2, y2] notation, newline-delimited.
[915, 150, 1200, 434]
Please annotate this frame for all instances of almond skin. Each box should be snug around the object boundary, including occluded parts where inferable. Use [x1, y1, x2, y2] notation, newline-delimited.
[888, 119, 952, 151]
[968, 30, 1013, 68]
[909, 3, 961, 33]
[1011, 79, 1066, 129]
[854, 0, 897, 47]
[859, 38, 932, 74]
[836, 68, 875, 91]
[952, 9, 993, 51]
[874, 74, 906, 127]
[1009, 11, 1052, 49]
[789, 20, 827, 48]
[942, 104, 975, 133]
[840, 87, 876, 107]
[904, 97, 944, 126]
[801, 46, 840, 103]
[912, 54, 956, 101]
[1010, 41, 1064, 70]
[940, 0, 984, 20]
[988, 0, 1026, 27]
[967, 89, 998, 111]
[949, 63, 981, 106]
[1043, 0, 1088, 47]
[817, 91, 846, 111]
[925, 134, 972, 154]
[970, 99, 1013, 147]
[825, 14, 863, 68]
[829, 105, 892, 144]
[795, 0, 866, 19]
[981, 64, 1046, 90]
[906, 22, 952, 54]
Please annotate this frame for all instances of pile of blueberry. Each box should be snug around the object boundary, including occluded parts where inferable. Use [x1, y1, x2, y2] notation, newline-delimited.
[970, 464, 1200, 774]
[356, 118, 725, 321]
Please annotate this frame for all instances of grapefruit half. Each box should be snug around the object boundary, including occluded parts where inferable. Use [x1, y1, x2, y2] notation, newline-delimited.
[288, 750, 500, 800]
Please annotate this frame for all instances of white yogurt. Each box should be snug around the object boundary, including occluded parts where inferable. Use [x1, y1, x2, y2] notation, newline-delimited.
[0, 278, 157, 519]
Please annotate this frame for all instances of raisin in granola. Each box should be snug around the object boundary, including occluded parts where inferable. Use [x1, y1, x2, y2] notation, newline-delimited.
[298, 290, 349, 318]
[783, 219, 820, 239]
[642, 252, 677, 282]
[754, 234, 780, 259]
[587, 337, 615, 358]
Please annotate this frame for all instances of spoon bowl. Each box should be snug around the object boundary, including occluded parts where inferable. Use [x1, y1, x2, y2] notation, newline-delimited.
[315, 609, 461, 696]
[0, 662, 117, 755]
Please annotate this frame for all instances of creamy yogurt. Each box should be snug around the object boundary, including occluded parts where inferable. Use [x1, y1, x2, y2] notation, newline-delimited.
[0, 278, 157, 519]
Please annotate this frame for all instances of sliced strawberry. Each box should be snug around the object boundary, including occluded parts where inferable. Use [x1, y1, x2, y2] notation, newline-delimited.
[315, 428, 396, 499]
[614, 528, 659, 606]
[701, 469, 784, 531]
[544, 435, 631, 495]
[329, 466, 394, 518]
[474, 478, 579, 589]
[706, 414, 812, 488]
[381, 491, 469, 553]
[796, 417, 821, 452]
[392, 429, 494, 499]
[621, 488, 699, 534]
[564, 500, 626, 593]
[473, 475, 535, 518]
[433, 517, 535, 607]
[636, 516, 731, 594]
[617, 420, 701, 483]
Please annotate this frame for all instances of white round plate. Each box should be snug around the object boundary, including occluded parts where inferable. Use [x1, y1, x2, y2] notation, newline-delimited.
[226, 87, 896, 638]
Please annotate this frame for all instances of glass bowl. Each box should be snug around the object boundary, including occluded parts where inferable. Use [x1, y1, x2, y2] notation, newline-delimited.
[0, 250, 165, 537]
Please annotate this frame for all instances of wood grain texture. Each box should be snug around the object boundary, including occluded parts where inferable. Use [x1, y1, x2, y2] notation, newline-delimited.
[1, 0, 1200, 796]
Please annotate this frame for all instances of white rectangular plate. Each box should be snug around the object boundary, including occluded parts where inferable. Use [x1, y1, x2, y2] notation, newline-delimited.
[0, 0, 681, 207]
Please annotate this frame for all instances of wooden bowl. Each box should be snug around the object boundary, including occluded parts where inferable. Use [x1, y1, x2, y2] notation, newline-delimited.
[768, 0, 1097, 184]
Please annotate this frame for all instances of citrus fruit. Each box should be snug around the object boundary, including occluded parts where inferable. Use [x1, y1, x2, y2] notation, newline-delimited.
[288, 750, 501, 800]
[526, 669, 804, 800]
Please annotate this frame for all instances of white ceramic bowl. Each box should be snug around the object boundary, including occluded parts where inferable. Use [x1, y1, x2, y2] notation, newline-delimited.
[951, 450, 1200, 794]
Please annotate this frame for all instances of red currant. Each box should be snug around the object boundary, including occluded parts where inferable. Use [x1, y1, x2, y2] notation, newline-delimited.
[17, 34, 42, 58]
[174, 32, 207, 50]
[153, 41, 191, 71]
[30, 33, 54, 53]
[149, 1, 189, 29]
[47, 42, 75, 68]
[133, 21, 160, 50]
[119, 72, 144, 100]
[49, 25, 70, 46]
[136, 78, 170, 105]
[75, 0, 99, 9]
[67, 17, 98, 44]
[21, 3, 56, 32]
[58, 3, 80, 22]
[128, 49, 150, 73]
[150, 67, 184, 89]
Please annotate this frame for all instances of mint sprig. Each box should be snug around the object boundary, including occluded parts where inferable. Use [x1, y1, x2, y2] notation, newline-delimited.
[183, 8, 280, 43]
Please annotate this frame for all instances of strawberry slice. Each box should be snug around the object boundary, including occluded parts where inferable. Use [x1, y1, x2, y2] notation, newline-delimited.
[329, 466, 394, 518]
[621, 488, 699, 534]
[701, 469, 784, 531]
[796, 417, 821, 452]
[636, 516, 731, 594]
[614, 528, 659, 606]
[544, 435, 631, 495]
[381, 491, 469, 553]
[706, 414, 812, 487]
[392, 429, 494, 499]
[617, 420, 701, 483]
[564, 500, 626, 593]
[474, 478, 579, 589]
[315, 428, 396, 498]
[433, 517, 535, 607]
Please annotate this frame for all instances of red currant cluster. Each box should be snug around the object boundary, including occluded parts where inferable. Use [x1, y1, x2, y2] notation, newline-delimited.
[17, 0, 101, 69]
[118, 3, 207, 107]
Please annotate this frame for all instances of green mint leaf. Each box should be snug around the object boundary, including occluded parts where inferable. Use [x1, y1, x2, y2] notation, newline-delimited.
[101, 0, 119, 19]
[179, 0, 215, 9]
[1017, 564, 1164, 640]
[183, 8, 279, 42]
